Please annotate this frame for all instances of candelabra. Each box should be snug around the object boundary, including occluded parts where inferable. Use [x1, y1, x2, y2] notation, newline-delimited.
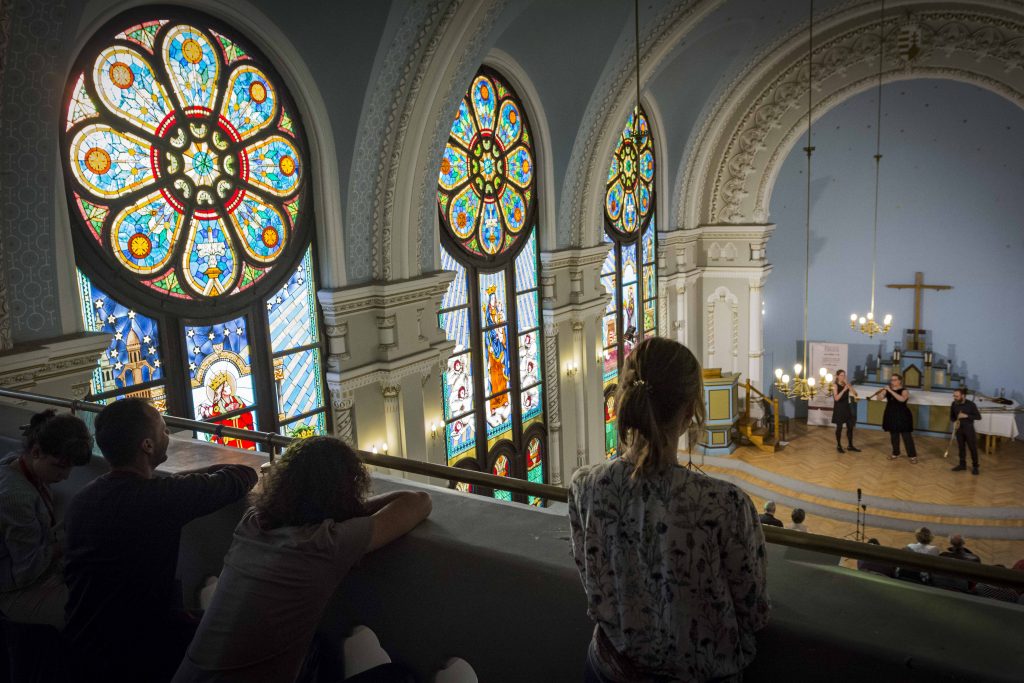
[774, 364, 833, 400]
[849, 311, 893, 337]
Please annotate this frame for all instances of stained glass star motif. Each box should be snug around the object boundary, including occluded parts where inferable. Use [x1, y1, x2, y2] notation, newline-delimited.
[208, 332, 215, 340]
[143, 335, 151, 344]
[94, 298, 105, 309]
[154, 360, 161, 368]
[114, 362, 123, 370]
[148, 346, 157, 355]
[128, 311, 136, 320]
[107, 315, 116, 324]
[109, 350, 118, 359]
[115, 332, 123, 341]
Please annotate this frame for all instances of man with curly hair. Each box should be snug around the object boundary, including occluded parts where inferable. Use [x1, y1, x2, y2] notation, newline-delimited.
[173, 436, 431, 682]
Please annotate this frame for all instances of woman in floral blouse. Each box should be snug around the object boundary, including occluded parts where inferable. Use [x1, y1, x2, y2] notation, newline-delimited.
[569, 338, 770, 681]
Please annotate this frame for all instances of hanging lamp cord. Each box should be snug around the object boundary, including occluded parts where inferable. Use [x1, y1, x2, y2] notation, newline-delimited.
[870, 0, 886, 317]
[802, 0, 814, 376]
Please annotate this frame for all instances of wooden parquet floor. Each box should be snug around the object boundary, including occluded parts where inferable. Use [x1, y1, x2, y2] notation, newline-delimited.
[696, 420, 1024, 567]
[725, 420, 1023, 508]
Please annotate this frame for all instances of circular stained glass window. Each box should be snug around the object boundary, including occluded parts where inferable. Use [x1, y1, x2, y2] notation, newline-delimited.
[437, 68, 536, 259]
[62, 14, 309, 309]
[605, 108, 654, 235]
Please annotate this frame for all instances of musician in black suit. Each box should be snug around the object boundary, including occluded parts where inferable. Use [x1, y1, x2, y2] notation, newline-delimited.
[949, 388, 981, 474]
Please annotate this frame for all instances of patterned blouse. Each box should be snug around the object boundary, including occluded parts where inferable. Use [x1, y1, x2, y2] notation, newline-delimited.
[569, 459, 770, 681]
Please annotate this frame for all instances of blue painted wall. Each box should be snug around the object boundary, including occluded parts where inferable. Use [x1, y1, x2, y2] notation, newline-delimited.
[765, 79, 1024, 407]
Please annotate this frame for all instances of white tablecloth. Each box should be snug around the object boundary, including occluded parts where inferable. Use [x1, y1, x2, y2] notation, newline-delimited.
[854, 385, 1019, 438]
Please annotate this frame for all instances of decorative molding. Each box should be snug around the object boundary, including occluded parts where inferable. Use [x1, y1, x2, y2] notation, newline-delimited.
[376, 314, 398, 351]
[680, 2, 1024, 227]
[328, 383, 356, 443]
[0, 332, 108, 391]
[705, 286, 740, 371]
[317, 271, 454, 318]
[542, 326, 561, 442]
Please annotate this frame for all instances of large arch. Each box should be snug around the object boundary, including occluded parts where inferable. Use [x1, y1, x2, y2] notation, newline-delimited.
[558, 0, 722, 249]
[677, 0, 1024, 229]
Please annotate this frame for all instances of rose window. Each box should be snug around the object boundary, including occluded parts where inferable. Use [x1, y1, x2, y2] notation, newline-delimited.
[63, 20, 307, 305]
[605, 109, 654, 235]
[438, 71, 535, 258]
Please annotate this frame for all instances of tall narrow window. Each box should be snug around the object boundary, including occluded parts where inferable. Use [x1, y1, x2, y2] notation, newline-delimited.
[437, 68, 546, 503]
[64, 12, 327, 446]
[601, 106, 657, 458]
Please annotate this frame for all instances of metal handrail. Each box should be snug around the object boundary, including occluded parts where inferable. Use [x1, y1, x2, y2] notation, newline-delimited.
[0, 388, 566, 503]
[2, 388, 1022, 589]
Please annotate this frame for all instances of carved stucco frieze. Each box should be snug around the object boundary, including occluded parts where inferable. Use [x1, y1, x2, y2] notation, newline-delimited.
[681, 3, 1024, 228]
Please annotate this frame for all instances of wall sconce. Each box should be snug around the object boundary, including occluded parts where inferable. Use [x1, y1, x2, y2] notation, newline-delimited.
[381, 442, 389, 454]
[369, 442, 389, 455]
[429, 421, 442, 440]
[924, 349, 933, 365]
[565, 361, 579, 377]
[370, 444, 378, 454]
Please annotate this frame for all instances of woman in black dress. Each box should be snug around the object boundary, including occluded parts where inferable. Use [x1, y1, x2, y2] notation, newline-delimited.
[831, 370, 860, 453]
[872, 373, 917, 462]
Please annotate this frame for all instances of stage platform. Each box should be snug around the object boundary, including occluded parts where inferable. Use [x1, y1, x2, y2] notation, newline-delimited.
[697, 420, 1024, 567]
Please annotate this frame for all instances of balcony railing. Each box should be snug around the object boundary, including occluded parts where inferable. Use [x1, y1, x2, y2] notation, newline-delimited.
[1, 387, 1022, 591]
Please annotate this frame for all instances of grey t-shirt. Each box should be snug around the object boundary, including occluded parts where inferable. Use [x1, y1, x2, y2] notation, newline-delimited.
[173, 507, 373, 682]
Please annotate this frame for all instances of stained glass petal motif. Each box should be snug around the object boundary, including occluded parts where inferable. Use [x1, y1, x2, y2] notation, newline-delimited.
[93, 46, 172, 133]
[67, 74, 99, 131]
[162, 25, 220, 113]
[622, 190, 638, 232]
[640, 149, 654, 182]
[229, 193, 288, 263]
[480, 202, 503, 255]
[607, 155, 619, 182]
[471, 75, 496, 131]
[438, 143, 469, 191]
[499, 185, 526, 234]
[115, 20, 168, 52]
[221, 65, 278, 142]
[70, 124, 156, 198]
[183, 216, 239, 296]
[448, 185, 480, 240]
[450, 98, 475, 147]
[639, 185, 651, 215]
[245, 135, 301, 196]
[606, 180, 624, 220]
[496, 100, 522, 148]
[506, 145, 533, 189]
[110, 191, 183, 274]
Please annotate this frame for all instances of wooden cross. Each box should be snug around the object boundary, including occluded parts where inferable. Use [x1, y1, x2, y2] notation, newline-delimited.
[886, 272, 951, 349]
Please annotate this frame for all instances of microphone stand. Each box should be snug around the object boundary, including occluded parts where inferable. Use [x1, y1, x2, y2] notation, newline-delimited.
[845, 488, 866, 542]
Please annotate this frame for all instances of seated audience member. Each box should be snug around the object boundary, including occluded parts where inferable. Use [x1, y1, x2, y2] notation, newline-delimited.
[897, 527, 941, 584]
[939, 534, 980, 563]
[64, 398, 258, 683]
[905, 527, 940, 555]
[0, 410, 92, 627]
[173, 436, 431, 682]
[789, 508, 808, 532]
[569, 338, 769, 682]
[856, 538, 896, 578]
[759, 500, 784, 528]
[1014, 560, 1024, 605]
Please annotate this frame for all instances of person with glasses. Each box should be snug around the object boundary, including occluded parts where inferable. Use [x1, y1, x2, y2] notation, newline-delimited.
[0, 409, 93, 627]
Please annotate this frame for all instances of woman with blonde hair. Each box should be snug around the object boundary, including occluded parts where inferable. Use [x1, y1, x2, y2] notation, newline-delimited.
[569, 337, 770, 682]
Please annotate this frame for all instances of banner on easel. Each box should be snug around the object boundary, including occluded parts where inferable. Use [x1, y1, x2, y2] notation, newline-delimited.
[808, 342, 849, 426]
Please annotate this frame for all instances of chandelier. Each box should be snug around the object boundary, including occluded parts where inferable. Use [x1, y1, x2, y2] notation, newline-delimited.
[775, 0, 832, 401]
[850, 0, 893, 337]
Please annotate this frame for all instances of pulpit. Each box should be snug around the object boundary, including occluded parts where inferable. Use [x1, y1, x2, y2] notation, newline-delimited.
[698, 369, 740, 455]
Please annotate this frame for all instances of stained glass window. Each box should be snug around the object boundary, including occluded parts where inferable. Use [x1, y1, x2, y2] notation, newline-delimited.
[64, 12, 327, 446]
[602, 106, 658, 457]
[437, 68, 546, 503]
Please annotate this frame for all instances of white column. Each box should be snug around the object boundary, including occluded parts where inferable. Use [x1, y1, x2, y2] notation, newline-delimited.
[382, 383, 403, 459]
[674, 281, 687, 346]
[542, 326, 563, 485]
[748, 281, 765, 392]
[572, 321, 586, 469]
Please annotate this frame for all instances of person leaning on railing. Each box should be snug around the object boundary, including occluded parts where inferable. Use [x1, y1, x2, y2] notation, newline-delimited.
[173, 436, 431, 683]
[0, 410, 93, 628]
[568, 337, 770, 683]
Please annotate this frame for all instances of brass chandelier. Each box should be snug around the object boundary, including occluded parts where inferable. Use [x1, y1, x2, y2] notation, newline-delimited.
[850, 0, 893, 337]
[775, 0, 832, 401]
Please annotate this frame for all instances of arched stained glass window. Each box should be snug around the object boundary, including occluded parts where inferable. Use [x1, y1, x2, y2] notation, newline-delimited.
[437, 67, 546, 503]
[601, 106, 657, 458]
[63, 10, 327, 445]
